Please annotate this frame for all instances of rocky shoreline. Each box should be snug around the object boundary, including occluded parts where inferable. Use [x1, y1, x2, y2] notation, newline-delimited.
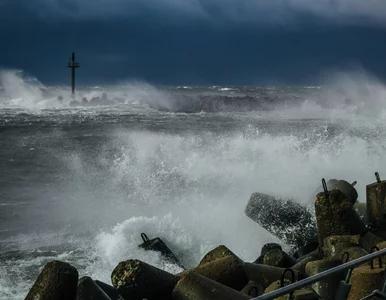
[24, 174, 386, 300]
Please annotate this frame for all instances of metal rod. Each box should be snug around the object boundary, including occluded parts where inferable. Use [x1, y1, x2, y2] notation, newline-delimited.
[251, 247, 386, 300]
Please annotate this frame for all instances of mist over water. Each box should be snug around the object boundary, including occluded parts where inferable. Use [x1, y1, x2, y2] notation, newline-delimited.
[1, 69, 386, 299]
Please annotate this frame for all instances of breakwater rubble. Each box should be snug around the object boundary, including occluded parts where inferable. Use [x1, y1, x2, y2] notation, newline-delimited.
[23, 173, 386, 300]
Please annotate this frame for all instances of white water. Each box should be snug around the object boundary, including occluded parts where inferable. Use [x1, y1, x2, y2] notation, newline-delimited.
[1, 69, 386, 299]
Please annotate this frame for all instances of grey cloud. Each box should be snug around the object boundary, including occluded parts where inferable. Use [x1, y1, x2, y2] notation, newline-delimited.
[19, 0, 386, 27]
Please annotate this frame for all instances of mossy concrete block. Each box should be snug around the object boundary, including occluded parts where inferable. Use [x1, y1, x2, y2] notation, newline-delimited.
[315, 190, 365, 245]
[305, 258, 344, 300]
[337, 246, 368, 263]
[76, 277, 111, 300]
[243, 263, 301, 289]
[173, 271, 251, 300]
[359, 232, 384, 252]
[199, 245, 240, 266]
[291, 250, 320, 276]
[193, 255, 248, 290]
[348, 263, 385, 300]
[323, 235, 360, 258]
[263, 249, 296, 268]
[264, 280, 318, 300]
[111, 259, 178, 300]
[260, 243, 282, 257]
[25, 260, 78, 300]
[367, 180, 386, 231]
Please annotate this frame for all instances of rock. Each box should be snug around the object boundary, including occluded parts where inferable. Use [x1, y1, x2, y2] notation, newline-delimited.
[25, 260, 78, 300]
[366, 173, 386, 231]
[111, 259, 178, 300]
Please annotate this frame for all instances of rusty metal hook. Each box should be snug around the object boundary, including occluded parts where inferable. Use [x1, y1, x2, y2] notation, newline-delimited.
[370, 246, 382, 269]
[322, 178, 329, 197]
[341, 252, 350, 264]
[376, 172, 381, 183]
[141, 233, 150, 244]
[281, 268, 296, 287]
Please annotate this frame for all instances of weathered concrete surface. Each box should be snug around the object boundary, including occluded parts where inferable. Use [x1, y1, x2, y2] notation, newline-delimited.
[245, 192, 316, 248]
[305, 258, 344, 300]
[243, 262, 302, 289]
[193, 255, 248, 290]
[25, 260, 78, 300]
[76, 277, 111, 300]
[348, 263, 385, 300]
[367, 179, 386, 231]
[173, 272, 252, 300]
[323, 235, 360, 258]
[199, 245, 240, 266]
[315, 190, 365, 245]
[263, 249, 296, 268]
[111, 259, 178, 300]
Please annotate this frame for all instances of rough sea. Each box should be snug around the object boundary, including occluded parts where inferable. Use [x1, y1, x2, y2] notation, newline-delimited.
[1, 70, 386, 299]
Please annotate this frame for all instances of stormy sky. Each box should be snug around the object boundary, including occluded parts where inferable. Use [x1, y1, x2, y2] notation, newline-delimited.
[0, 0, 386, 85]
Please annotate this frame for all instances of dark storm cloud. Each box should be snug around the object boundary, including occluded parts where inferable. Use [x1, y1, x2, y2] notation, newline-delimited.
[0, 0, 385, 86]
[24, 0, 386, 27]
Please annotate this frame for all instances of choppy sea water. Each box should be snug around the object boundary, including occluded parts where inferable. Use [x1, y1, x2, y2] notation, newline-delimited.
[1, 70, 386, 299]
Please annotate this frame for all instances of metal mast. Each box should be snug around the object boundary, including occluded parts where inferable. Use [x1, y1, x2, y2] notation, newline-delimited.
[68, 52, 80, 94]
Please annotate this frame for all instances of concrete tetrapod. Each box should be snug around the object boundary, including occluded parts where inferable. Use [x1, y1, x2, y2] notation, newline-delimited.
[291, 250, 320, 276]
[95, 280, 124, 300]
[243, 263, 302, 289]
[263, 249, 297, 268]
[330, 180, 359, 204]
[138, 233, 185, 269]
[241, 281, 265, 297]
[359, 232, 384, 252]
[305, 258, 345, 300]
[173, 271, 252, 300]
[111, 259, 178, 300]
[76, 277, 111, 300]
[25, 260, 78, 300]
[264, 279, 319, 300]
[245, 192, 317, 248]
[315, 188, 366, 245]
[348, 258, 385, 300]
[199, 245, 240, 266]
[323, 235, 360, 258]
[367, 172, 386, 231]
[192, 255, 248, 290]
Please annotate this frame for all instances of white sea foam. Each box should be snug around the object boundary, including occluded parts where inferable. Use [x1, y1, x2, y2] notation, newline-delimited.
[2, 69, 386, 299]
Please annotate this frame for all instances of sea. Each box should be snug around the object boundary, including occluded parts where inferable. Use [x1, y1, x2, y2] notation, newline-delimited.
[1, 70, 386, 299]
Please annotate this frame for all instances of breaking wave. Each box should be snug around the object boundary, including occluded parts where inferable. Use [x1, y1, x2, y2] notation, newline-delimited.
[1, 69, 386, 117]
